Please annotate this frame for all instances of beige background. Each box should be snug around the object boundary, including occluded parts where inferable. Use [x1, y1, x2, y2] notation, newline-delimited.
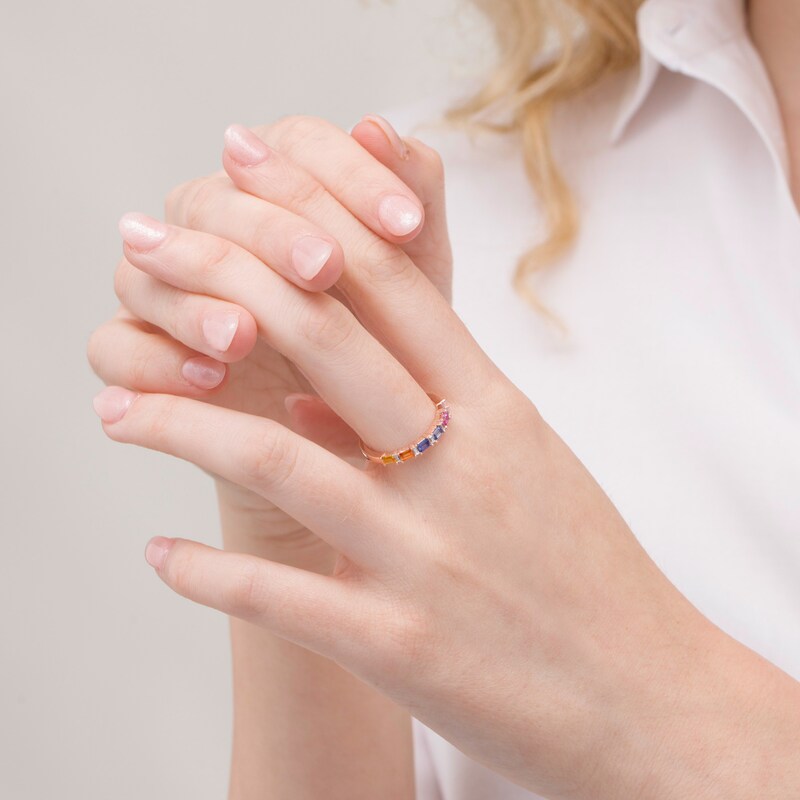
[0, 2, 490, 796]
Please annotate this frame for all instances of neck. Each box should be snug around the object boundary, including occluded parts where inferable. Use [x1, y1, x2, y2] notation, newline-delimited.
[748, 0, 800, 208]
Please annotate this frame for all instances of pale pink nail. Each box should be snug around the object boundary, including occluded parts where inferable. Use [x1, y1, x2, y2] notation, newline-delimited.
[224, 123, 273, 166]
[93, 386, 139, 423]
[284, 392, 316, 415]
[202, 311, 239, 352]
[181, 357, 226, 389]
[145, 536, 172, 570]
[292, 236, 334, 280]
[118, 212, 169, 251]
[361, 114, 410, 160]
[378, 195, 423, 237]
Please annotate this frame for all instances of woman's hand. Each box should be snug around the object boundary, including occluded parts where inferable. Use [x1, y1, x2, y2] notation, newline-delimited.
[92, 121, 800, 798]
[88, 114, 452, 563]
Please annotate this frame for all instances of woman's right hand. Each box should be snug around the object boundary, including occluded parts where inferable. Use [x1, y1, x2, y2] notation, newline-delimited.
[87, 114, 452, 564]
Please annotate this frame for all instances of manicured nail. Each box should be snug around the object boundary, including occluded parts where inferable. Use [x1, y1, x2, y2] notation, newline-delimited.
[202, 311, 239, 352]
[378, 194, 423, 237]
[361, 114, 410, 160]
[93, 386, 139, 423]
[118, 212, 168, 252]
[284, 392, 316, 415]
[292, 235, 334, 280]
[224, 123, 273, 166]
[181, 356, 226, 389]
[145, 536, 172, 570]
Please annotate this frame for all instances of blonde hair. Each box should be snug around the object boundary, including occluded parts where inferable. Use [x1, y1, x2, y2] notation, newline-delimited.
[445, 0, 642, 330]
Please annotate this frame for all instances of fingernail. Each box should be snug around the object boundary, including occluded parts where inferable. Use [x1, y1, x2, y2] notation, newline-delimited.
[284, 392, 316, 415]
[361, 114, 410, 160]
[93, 386, 139, 423]
[181, 357, 226, 389]
[118, 212, 169, 252]
[223, 123, 273, 166]
[202, 311, 239, 352]
[292, 235, 334, 280]
[145, 536, 172, 570]
[378, 195, 423, 237]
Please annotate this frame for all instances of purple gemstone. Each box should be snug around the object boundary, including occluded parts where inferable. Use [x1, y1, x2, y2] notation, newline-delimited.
[416, 438, 430, 452]
[431, 425, 444, 441]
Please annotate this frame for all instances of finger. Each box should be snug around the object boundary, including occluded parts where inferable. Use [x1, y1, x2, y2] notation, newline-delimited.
[144, 536, 364, 659]
[158, 182, 345, 291]
[94, 387, 390, 563]
[350, 116, 453, 303]
[118, 214, 438, 456]
[175, 134, 495, 402]
[113, 255, 258, 363]
[284, 393, 362, 464]
[224, 120, 425, 243]
[87, 314, 229, 394]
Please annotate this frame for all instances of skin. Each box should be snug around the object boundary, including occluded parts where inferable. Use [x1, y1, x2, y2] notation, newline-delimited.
[88, 4, 800, 796]
[747, 0, 800, 210]
[89, 117, 450, 799]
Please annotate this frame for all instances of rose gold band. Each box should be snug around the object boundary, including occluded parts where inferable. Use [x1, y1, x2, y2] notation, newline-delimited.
[358, 392, 451, 465]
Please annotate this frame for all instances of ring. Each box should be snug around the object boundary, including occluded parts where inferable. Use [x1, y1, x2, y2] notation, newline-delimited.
[358, 392, 451, 465]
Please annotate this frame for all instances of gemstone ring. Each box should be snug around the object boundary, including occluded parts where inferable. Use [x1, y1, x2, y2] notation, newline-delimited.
[358, 393, 451, 465]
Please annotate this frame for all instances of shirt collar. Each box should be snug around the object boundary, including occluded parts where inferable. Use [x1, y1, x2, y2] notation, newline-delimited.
[610, 0, 789, 179]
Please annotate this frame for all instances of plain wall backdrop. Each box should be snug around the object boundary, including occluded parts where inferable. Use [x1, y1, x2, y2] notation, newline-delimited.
[0, 2, 492, 796]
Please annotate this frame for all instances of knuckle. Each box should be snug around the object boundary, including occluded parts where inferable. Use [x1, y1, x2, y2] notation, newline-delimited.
[86, 324, 109, 374]
[271, 114, 335, 150]
[223, 559, 268, 619]
[164, 286, 196, 342]
[193, 235, 235, 283]
[346, 162, 391, 196]
[297, 295, 359, 354]
[164, 177, 202, 224]
[113, 258, 136, 303]
[165, 544, 198, 599]
[170, 177, 226, 230]
[357, 235, 420, 290]
[503, 384, 544, 434]
[127, 341, 154, 389]
[240, 423, 300, 491]
[366, 600, 433, 691]
[182, 179, 216, 229]
[285, 176, 330, 214]
[142, 395, 179, 444]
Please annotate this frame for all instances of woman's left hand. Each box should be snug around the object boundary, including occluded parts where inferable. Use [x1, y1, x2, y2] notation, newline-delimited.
[93, 122, 771, 798]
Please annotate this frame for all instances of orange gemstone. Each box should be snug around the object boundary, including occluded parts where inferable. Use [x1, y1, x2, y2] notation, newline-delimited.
[398, 449, 415, 461]
[381, 454, 396, 465]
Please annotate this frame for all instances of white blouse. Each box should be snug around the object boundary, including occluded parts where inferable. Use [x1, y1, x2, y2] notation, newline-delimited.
[385, 0, 800, 796]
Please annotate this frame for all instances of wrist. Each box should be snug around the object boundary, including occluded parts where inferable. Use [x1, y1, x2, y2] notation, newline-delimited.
[594, 612, 800, 799]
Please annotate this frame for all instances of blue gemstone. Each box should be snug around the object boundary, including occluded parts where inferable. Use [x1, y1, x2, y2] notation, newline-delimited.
[416, 438, 430, 452]
[431, 425, 444, 441]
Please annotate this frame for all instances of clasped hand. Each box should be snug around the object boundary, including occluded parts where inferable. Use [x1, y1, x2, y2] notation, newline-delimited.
[88, 115, 721, 798]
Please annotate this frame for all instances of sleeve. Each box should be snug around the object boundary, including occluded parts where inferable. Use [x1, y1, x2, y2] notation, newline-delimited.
[413, 717, 444, 800]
